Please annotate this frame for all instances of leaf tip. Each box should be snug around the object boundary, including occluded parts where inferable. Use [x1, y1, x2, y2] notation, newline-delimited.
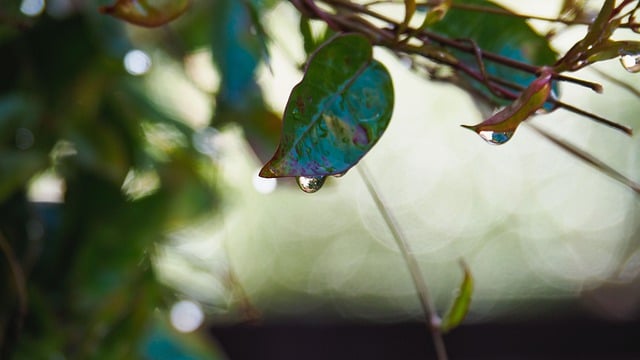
[440, 259, 474, 334]
[258, 165, 276, 178]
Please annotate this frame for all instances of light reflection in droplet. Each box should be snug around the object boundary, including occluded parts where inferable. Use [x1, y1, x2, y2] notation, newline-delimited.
[123, 49, 152, 76]
[619, 52, 640, 73]
[20, 0, 45, 17]
[253, 169, 277, 194]
[170, 300, 204, 333]
[477, 130, 514, 145]
[296, 176, 326, 193]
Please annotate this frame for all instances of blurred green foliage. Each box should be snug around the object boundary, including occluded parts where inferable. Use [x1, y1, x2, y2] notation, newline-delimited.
[0, 0, 276, 358]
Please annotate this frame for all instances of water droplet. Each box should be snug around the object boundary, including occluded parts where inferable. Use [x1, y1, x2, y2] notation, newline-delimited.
[296, 176, 326, 193]
[333, 171, 347, 178]
[619, 52, 640, 73]
[477, 130, 514, 145]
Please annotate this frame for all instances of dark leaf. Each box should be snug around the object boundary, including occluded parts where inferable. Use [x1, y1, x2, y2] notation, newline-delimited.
[260, 33, 394, 177]
[430, 0, 557, 105]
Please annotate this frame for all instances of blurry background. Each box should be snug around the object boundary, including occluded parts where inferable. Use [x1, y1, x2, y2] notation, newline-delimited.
[1, 0, 640, 359]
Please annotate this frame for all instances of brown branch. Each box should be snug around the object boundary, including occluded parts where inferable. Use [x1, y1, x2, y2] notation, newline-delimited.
[313, 0, 604, 92]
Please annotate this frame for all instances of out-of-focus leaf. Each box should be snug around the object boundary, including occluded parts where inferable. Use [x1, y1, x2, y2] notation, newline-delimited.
[559, 0, 588, 21]
[260, 34, 394, 178]
[462, 68, 553, 145]
[420, 0, 452, 28]
[246, 0, 272, 69]
[211, 0, 263, 110]
[430, 0, 557, 106]
[210, 0, 280, 162]
[555, 0, 619, 71]
[441, 261, 474, 334]
[100, 0, 191, 28]
[400, 0, 416, 33]
[0, 152, 48, 203]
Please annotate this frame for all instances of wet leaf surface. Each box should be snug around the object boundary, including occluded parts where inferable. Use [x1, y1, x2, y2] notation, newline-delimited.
[462, 68, 553, 144]
[260, 34, 394, 178]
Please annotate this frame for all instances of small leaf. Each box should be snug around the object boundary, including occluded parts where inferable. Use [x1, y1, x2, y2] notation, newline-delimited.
[100, 0, 190, 28]
[440, 260, 474, 334]
[462, 68, 553, 145]
[554, 0, 621, 71]
[400, 0, 417, 33]
[420, 0, 452, 29]
[260, 34, 394, 178]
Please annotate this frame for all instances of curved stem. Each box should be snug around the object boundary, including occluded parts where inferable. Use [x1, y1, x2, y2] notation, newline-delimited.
[357, 164, 448, 360]
[0, 231, 28, 324]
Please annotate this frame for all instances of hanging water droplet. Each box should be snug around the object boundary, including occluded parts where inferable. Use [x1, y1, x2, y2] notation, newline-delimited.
[477, 130, 514, 145]
[296, 176, 326, 193]
[333, 171, 347, 178]
[619, 52, 640, 73]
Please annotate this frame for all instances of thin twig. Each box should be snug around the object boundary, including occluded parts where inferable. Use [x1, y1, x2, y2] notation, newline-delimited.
[590, 67, 640, 99]
[528, 123, 640, 194]
[357, 164, 448, 360]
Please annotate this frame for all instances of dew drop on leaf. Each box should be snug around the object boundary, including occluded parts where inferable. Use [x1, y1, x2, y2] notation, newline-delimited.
[620, 52, 640, 73]
[477, 130, 514, 145]
[296, 176, 326, 193]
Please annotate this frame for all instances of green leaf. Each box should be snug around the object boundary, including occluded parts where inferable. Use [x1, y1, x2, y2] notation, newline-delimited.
[299, 16, 337, 57]
[420, 0, 452, 29]
[462, 68, 553, 145]
[259, 34, 394, 177]
[430, 0, 557, 105]
[100, 0, 191, 28]
[554, 0, 618, 71]
[441, 260, 474, 334]
[400, 0, 417, 33]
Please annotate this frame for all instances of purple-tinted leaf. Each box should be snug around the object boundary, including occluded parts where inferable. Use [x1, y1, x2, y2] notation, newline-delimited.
[260, 34, 394, 178]
[462, 68, 553, 144]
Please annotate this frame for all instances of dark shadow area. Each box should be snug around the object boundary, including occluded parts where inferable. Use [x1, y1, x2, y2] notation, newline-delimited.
[211, 318, 640, 360]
